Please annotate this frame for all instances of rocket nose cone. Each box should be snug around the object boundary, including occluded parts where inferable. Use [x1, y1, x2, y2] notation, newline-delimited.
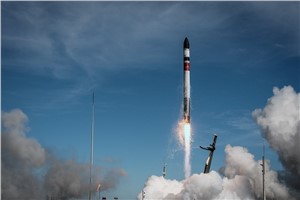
[184, 37, 189, 48]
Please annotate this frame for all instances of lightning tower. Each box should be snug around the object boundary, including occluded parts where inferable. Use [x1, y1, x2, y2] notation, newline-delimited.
[261, 144, 266, 200]
[89, 93, 95, 200]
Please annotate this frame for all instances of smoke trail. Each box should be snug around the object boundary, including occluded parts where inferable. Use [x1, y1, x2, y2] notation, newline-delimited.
[1, 108, 127, 199]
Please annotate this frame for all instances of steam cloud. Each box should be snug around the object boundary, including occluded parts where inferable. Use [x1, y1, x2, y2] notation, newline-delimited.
[253, 86, 300, 176]
[138, 145, 291, 200]
[1, 109, 126, 199]
[138, 85, 299, 199]
[253, 85, 300, 195]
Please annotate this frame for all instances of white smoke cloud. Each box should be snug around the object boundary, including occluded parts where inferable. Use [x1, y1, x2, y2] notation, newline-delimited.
[217, 176, 254, 200]
[1, 108, 126, 199]
[138, 145, 292, 200]
[252, 85, 300, 176]
[252, 85, 300, 197]
[180, 171, 223, 200]
[137, 176, 183, 199]
[221, 145, 291, 200]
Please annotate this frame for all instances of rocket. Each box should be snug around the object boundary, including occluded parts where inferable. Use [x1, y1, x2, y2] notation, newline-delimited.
[183, 37, 191, 123]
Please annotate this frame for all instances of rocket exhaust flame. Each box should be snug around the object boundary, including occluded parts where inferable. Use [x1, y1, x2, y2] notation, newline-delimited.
[176, 120, 192, 178]
[184, 123, 191, 178]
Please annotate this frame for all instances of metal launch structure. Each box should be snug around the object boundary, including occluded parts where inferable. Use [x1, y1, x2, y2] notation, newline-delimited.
[260, 144, 266, 200]
[200, 134, 218, 174]
[89, 93, 95, 200]
[163, 162, 167, 178]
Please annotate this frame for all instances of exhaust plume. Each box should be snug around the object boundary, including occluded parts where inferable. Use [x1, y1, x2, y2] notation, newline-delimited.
[176, 120, 192, 178]
[184, 123, 191, 178]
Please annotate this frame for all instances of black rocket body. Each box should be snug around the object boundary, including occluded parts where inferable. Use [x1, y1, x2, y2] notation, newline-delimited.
[183, 37, 191, 123]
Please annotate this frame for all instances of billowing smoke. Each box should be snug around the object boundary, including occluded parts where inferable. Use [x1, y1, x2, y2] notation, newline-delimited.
[1, 108, 126, 199]
[252, 85, 300, 195]
[139, 85, 299, 199]
[138, 145, 292, 200]
[1, 109, 46, 167]
[253, 86, 300, 176]
[221, 145, 290, 199]
[2, 109, 46, 199]
[100, 168, 127, 191]
[43, 158, 92, 199]
[43, 159, 126, 199]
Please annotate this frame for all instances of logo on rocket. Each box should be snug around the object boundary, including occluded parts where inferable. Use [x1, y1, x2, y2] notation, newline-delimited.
[183, 37, 191, 123]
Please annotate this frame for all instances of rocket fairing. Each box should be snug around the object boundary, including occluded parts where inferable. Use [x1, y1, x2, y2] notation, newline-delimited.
[183, 37, 191, 123]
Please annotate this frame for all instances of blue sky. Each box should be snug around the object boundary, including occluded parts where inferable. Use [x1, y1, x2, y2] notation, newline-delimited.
[2, 1, 299, 199]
